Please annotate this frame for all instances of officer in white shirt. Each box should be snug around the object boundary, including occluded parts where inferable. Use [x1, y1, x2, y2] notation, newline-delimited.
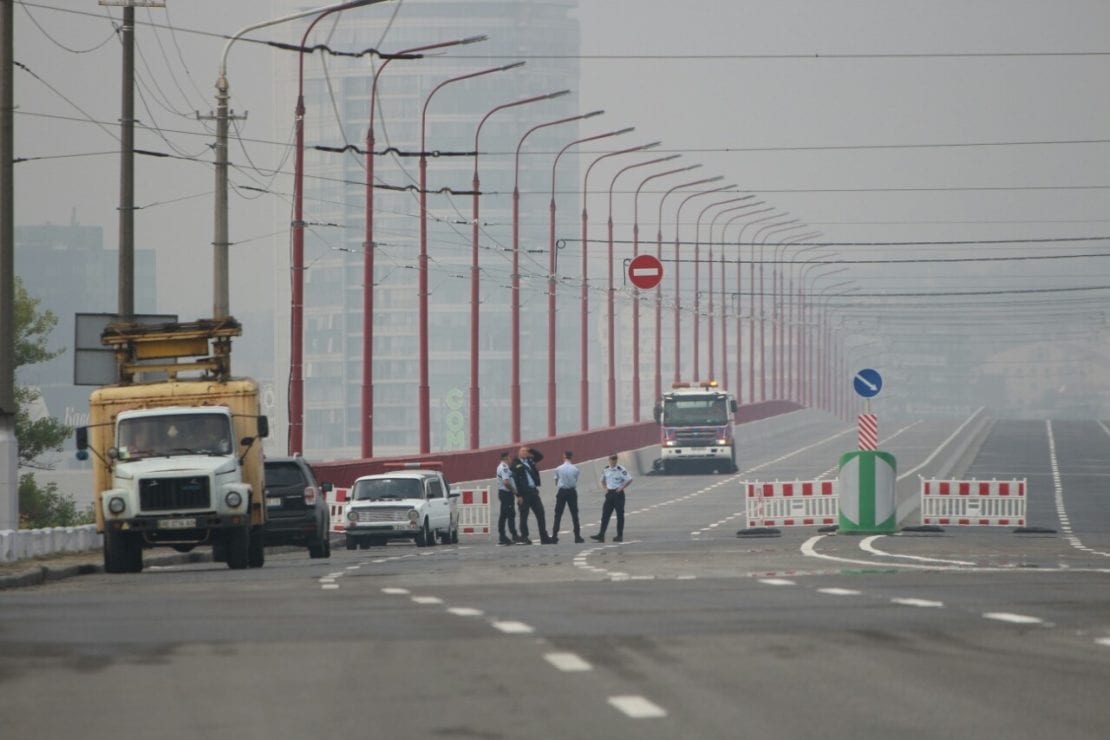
[591, 453, 633, 543]
[495, 451, 521, 545]
[551, 450, 584, 544]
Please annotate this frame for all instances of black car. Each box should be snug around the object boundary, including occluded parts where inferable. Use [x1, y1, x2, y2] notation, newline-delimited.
[263, 456, 332, 558]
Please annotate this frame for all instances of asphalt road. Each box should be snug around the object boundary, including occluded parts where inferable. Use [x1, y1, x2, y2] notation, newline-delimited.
[1, 412, 1108, 739]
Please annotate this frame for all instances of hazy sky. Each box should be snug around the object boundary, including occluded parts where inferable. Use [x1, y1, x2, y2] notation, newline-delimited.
[12, 0, 1110, 413]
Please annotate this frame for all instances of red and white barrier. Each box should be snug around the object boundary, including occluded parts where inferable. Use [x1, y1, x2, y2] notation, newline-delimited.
[920, 478, 1027, 527]
[743, 480, 839, 527]
[458, 488, 491, 535]
[327, 487, 350, 533]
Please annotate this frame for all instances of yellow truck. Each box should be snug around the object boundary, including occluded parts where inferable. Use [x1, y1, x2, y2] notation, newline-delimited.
[75, 319, 269, 572]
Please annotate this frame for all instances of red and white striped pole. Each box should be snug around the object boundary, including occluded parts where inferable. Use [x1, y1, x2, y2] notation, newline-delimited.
[858, 411, 877, 450]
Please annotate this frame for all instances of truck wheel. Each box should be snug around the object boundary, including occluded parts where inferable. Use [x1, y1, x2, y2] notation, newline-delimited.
[104, 530, 141, 573]
[248, 526, 265, 568]
[125, 533, 144, 573]
[226, 527, 250, 570]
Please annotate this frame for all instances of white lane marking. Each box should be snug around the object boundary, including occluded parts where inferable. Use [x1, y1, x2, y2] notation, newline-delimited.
[860, 535, 977, 566]
[1096, 637, 1110, 648]
[818, 588, 861, 596]
[898, 407, 985, 482]
[892, 597, 945, 608]
[759, 578, 796, 586]
[321, 584, 340, 590]
[984, 612, 1043, 625]
[1048, 420, 1110, 558]
[382, 587, 409, 595]
[345, 565, 360, 570]
[545, 652, 592, 672]
[608, 695, 668, 719]
[492, 620, 535, 634]
[447, 607, 483, 617]
[412, 596, 443, 605]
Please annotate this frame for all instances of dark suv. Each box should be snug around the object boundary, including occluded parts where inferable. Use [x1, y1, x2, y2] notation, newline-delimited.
[263, 456, 332, 558]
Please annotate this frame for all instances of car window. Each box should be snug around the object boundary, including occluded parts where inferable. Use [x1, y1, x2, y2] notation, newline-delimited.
[353, 478, 422, 501]
[265, 462, 308, 488]
[427, 479, 443, 499]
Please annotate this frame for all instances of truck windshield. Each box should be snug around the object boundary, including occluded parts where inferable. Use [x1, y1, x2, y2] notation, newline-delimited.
[353, 478, 423, 501]
[662, 397, 729, 426]
[117, 413, 233, 459]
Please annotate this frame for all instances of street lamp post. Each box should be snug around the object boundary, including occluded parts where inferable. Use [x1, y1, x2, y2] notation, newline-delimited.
[630, 164, 699, 421]
[362, 34, 487, 459]
[286, 0, 390, 454]
[468, 89, 571, 449]
[796, 267, 846, 403]
[654, 176, 722, 401]
[772, 232, 820, 399]
[419, 62, 525, 454]
[694, 196, 754, 381]
[732, 212, 783, 404]
[711, 202, 767, 395]
[719, 205, 773, 402]
[606, 154, 680, 427]
[752, 221, 802, 400]
[671, 185, 736, 383]
[579, 142, 661, 431]
[547, 126, 633, 436]
[512, 109, 605, 442]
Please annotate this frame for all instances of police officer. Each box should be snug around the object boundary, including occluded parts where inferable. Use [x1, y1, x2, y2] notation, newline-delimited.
[551, 450, 584, 544]
[495, 451, 521, 545]
[590, 453, 632, 543]
[510, 446, 552, 545]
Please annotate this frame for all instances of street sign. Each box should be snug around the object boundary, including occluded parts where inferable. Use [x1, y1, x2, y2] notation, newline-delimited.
[853, 368, 883, 398]
[628, 254, 664, 290]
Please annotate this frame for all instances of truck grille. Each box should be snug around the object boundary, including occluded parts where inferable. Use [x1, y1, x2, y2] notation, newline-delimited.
[351, 507, 410, 523]
[139, 476, 211, 511]
[674, 429, 721, 446]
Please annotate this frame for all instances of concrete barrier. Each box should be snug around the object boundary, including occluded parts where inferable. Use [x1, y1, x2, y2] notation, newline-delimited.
[0, 525, 101, 563]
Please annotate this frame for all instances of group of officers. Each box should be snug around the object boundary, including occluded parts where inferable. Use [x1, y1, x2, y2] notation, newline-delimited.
[494, 446, 633, 545]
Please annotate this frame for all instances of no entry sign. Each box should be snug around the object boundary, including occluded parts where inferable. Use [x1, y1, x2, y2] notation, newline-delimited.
[628, 254, 664, 289]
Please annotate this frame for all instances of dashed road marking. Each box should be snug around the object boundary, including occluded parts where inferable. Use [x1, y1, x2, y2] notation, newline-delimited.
[1096, 637, 1110, 648]
[412, 596, 443, 605]
[447, 607, 483, 617]
[759, 578, 796, 586]
[545, 652, 592, 672]
[492, 620, 535, 634]
[818, 588, 861, 596]
[891, 597, 944, 608]
[984, 612, 1043, 625]
[382, 587, 409, 595]
[608, 695, 667, 719]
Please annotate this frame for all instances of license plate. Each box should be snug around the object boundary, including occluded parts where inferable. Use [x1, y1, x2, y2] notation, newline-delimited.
[158, 518, 196, 530]
[267, 497, 283, 507]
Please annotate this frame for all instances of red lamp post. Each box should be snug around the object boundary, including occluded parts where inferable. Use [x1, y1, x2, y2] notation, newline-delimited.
[671, 185, 735, 383]
[718, 205, 772, 402]
[290, 0, 387, 455]
[512, 109, 605, 442]
[363, 34, 487, 459]
[653, 176, 722, 401]
[710, 202, 766, 394]
[772, 232, 819, 399]
[606, 154, 680, 427]
[547, 127, 634, 437]
[630, 164, 699, 421]
[693, 196, 754, 380]
[468, 89, 570, 449]
[752, 221, 801, 400]
[733, 213, 783, 405]
[579, 142, 661, 431]
[418, 62, 524, 454]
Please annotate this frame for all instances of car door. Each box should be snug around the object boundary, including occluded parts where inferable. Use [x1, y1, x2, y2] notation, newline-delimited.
[426, 477, 447, 530]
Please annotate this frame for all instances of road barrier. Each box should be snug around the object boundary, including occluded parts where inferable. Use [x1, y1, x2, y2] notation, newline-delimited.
[920, 478, 1027, 527]
[458, 488, 490, 536]
[328, 488, 350, 533]
[742, 480, 839, 528]
[0, 525, 101, 562]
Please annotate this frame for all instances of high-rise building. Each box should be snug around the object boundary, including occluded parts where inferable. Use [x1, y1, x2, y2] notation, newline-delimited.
[273, 0, 583, 459]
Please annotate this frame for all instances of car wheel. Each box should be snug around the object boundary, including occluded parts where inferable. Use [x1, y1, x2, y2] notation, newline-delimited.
[425, 521, 436, 547]
[450, 525, 459, 545]
[345, 536, 357, 551]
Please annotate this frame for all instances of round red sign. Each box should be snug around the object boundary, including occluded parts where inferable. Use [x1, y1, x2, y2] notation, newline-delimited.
[628, 254, 664, 290]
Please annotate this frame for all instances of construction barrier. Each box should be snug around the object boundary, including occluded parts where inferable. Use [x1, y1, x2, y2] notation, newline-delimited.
[920, 478, 1026, 527]
[742, 480, 839, 528]
[328, 488, 350, 533]
[458, 488, 491, 536]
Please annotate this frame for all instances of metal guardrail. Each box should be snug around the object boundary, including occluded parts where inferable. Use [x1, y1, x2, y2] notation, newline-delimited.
[0, 524, 101, 562]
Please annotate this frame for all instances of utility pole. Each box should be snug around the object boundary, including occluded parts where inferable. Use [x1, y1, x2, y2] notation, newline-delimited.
[1, 0, 17, 530]
[100, 0, 164, 321]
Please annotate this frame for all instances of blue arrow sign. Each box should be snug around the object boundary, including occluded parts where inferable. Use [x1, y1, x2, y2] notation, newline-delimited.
[853, 368, 883, 398]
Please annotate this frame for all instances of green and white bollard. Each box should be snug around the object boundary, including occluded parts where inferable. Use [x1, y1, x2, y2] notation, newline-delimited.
[838, 450, 897, 534]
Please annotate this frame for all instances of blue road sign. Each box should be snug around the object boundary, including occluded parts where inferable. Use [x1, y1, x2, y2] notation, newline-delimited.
[853, 368, 883, 398]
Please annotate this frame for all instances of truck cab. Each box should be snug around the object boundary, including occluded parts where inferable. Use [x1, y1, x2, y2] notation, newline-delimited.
[653, 380, 739, 474]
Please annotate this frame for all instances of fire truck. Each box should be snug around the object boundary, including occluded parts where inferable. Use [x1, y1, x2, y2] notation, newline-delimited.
[653, 381, 738, 475]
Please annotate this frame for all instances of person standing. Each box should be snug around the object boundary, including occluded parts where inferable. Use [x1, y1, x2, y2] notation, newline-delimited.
[591, 453, 632, 543]
[495, 451, 521, 545]
[551, 450, 584, 544]
[510, 446, 552, 545]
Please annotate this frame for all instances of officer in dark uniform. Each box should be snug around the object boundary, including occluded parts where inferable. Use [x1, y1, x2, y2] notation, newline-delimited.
[510, 446, 552, 545]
